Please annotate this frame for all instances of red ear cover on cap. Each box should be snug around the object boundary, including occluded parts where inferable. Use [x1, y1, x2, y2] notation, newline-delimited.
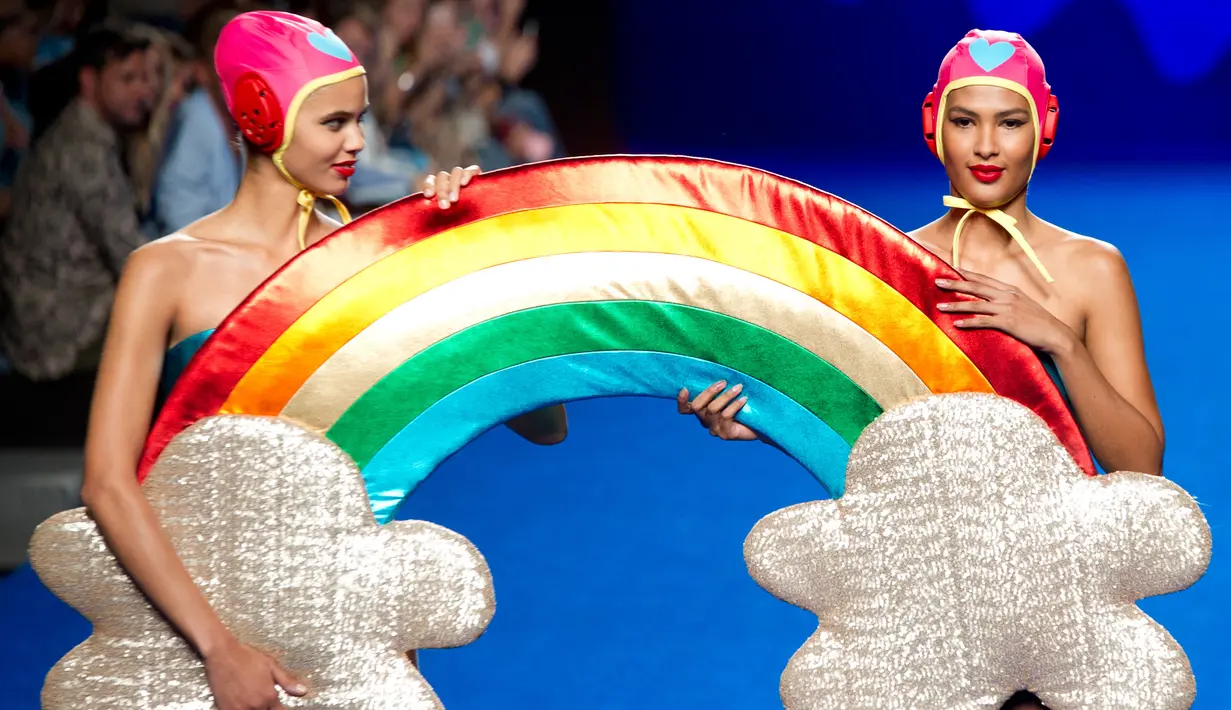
[1037, 93, 1059, 160]
[232, 72, 284, 153]
[921, 90, 1059, 160]
[921, 91, 938, 157]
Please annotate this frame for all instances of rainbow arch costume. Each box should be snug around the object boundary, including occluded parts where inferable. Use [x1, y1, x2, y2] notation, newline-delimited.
[139, 155, 1092, 522]
[24, 156, 1210, 709]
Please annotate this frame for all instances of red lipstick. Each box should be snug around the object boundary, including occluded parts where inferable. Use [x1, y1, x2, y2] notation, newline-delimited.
[970, 164, 1003, 183]
[332, 160, 356, 178]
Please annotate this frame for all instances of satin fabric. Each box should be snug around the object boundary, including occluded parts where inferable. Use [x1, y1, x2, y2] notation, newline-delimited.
[362, 351, 851, 522]
[142, 156, 1090, 479]
[328, 300, 881, 472]
[284, 252, 929, 431]
[226, 204, 987, 414]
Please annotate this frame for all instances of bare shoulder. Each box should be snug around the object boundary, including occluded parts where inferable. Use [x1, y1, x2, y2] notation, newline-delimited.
[1041, 224, 1134, 285]
[123, 234, 197, 283]
[1038, 224, 1140, 328]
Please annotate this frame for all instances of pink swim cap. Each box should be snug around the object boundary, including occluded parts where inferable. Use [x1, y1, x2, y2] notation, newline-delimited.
[214, 11, 366, 248]
[922, 29, 1058, 170]
[215, 11, 365, 167]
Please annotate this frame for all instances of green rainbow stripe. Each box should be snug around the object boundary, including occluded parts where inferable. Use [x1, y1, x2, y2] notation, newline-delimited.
[329, 301, 881, 469]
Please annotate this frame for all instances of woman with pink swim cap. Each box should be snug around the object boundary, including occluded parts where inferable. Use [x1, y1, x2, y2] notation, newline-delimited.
[913, 30, 1164, 478]
[684, 34, 1166, 708]
[689, 29, 1163, 477]
[65, 10, 565, 709]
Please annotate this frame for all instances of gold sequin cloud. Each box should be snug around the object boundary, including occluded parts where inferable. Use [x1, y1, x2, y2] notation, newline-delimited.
[29, 415, 495, 709]
[745, 393, 1211, 710]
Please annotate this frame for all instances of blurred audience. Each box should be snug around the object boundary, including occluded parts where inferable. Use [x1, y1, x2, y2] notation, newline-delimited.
[30, 0, 87, 69]
[0, 1, 39, 227]
[0, 24, 151, 383]
[0, 0, 567, 426]
[127, 22, 192, 236]
[150, 0, 248, 234]
[321, 0, 431, 208]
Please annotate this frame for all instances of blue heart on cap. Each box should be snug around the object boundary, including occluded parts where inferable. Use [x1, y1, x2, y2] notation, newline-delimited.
[307, 29, 353, 62]
[969, 37, 1015, 72]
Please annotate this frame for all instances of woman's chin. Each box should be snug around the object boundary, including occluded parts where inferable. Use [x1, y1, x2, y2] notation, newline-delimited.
[306, 176, 348, 199]
[956, 181, 1022, 210]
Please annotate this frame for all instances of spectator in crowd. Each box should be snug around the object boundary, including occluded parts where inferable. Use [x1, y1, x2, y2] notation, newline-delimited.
[0, 1, 39, 225]
[126, 24, 193, 236]
[24, 0, 108, 142]
[310, 0, 566, 212]
[0, 0, 569, 382]
[0, 24, 151, 383]
[474, 0, 565, 163]
[370, 0, 425, 130]
[375, 0, 561, 172]
[30, 0, 85, 69]
[322, 0, 432, 208]
[150, 0, 250, 234]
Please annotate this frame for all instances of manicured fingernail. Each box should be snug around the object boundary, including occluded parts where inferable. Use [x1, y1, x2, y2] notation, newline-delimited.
[732, 383, 743, 393]
[439, 199, 450, 209]
[451, 190, 459, 201]
[937, 303, 951, 310]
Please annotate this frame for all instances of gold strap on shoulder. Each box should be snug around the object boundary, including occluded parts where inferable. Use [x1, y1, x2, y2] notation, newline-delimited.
[295, 190, 354, 251]
[942, 195, 1054, 283]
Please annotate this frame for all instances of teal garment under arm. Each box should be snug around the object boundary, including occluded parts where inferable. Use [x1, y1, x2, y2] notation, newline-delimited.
[156, 329, 214, 411]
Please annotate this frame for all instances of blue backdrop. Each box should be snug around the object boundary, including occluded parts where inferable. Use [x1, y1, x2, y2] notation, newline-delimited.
[613, 0, 1231, 163]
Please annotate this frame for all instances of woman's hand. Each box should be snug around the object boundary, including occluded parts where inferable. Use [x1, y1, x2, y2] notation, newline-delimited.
[677, 380, 760, 441]
[204, 637, 307, 710]
[936, 269, 1078, 354]
[422, 165, 482, 209]
[499, 32, 538, 84]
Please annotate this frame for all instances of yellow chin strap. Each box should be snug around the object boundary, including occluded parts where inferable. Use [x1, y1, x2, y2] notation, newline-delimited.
[268, 66, 367, 251]
[294, 189, 352, 251]
[942, 195, 1053, 284]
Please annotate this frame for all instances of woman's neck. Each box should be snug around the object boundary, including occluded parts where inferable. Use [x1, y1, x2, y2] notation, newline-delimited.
[941, 185, 1036, 259]
[226, 160, 306, 250]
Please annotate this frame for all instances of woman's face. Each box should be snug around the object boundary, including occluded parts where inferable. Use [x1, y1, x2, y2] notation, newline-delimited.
[280, 75, 368, 197]
[940, 85, 1036, 209]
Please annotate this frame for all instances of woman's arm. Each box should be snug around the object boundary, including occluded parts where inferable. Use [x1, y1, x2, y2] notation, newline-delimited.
[1048, 248, 1164, 474]
[81, 244, 305, 708]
